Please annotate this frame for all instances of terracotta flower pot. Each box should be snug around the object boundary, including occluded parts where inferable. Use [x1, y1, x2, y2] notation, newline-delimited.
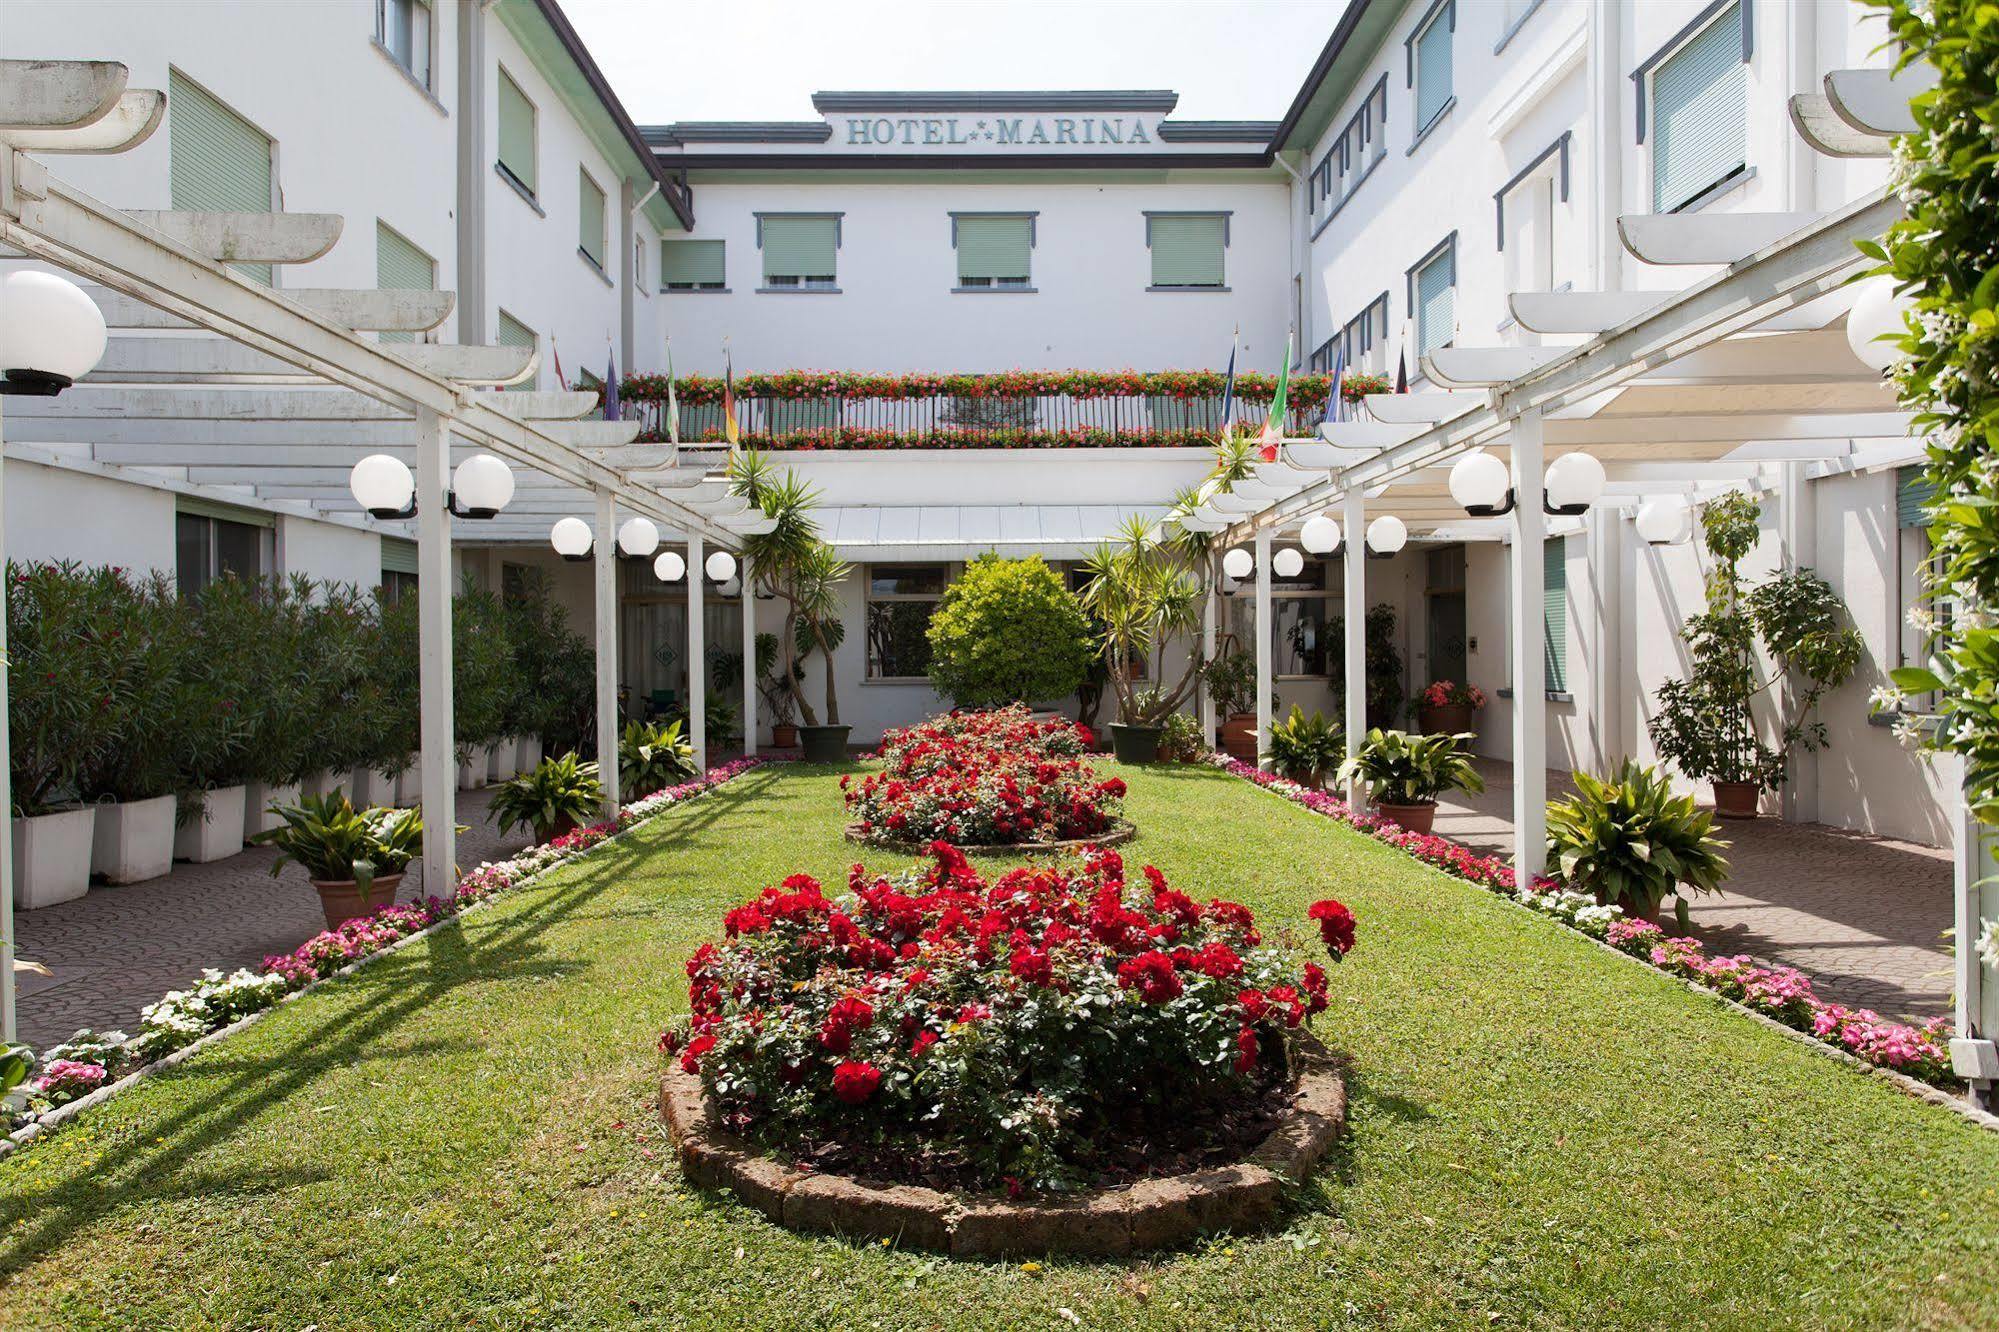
[1417, 703, 1473, 736]
[771, 723, 798, 749]
[1374, 801, 1437, 835]
[309, 871, 404, 931]
[1711, 781, 1760, 819]
[1220, 712, 1259, 761]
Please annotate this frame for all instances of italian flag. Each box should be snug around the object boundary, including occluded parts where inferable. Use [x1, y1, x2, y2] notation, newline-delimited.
[722, 345, 740, 449]
[1256, 340, 1292, 462]
[664, 338, 681, 446]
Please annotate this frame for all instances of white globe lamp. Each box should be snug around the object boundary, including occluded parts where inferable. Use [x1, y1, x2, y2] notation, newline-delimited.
[1221, 547, 1254, 580]
[550, 516, 593, 561]
[349, 454, 416, 519]
[1272, 547, 1305, 579]
[617, 517, 660, 558]
[1544, 451, 1607, 516]
[1845, 276, 1916, 374]
[1636, 498, 1692, 546]
[0, 271, 108, 395]
[450, 453, 514, 518]
[719, 577, 742, 598]
[705, 550, 738, 583]
[1366, 515, 1408, 556]
[1449, 450, 1512, 516]
[653, 550, 686, 582]
[1299, 512, 1342, 555]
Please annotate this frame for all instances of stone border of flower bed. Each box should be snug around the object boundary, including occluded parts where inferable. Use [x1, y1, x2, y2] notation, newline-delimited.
[659, 1031, 1345, 1257]
[0, 758, 776, 1160]
[841, 818, 1138, 858]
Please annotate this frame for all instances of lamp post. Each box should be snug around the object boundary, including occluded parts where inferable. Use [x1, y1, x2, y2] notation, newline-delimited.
[551, 517, 593, 562]
[0, 271, 110, 1045]
[348, 452, 515, 521]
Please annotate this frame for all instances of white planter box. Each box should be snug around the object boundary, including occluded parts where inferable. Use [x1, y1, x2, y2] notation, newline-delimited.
[299, 769, 337, 800]
[13, 806, 96, 909]
[396, 767, 421, 807]
[517, 735, 543, 776]
[486, 739, 511, 783]
[242, 781, 301, 839]
[457, 754, 484, 791]
[89, 794, 175, 885]
[174, 786, 247, 863]
[350, 767, 403, 808]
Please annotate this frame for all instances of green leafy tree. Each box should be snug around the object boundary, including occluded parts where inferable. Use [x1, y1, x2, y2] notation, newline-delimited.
[924, 555, 1093, 707]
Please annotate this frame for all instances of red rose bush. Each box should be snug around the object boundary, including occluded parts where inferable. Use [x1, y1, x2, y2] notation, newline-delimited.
[665, 841, 1356, 1192]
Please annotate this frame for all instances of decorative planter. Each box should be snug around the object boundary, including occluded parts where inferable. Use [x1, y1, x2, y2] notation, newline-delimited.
[349, 767, 402, 808]
[13, 806, 97, 908]
[1108, 722, 1164, 764]
[1220, 713, 1259, 762]
[771, 723, 798, 749]
[299, 770, 338, 800]
[396, 768, 423, 807]
[1416, 703, 1474, 736]
[1712, 781, 1760, 819]
[308, 871, 405, 931]
[798, 724, 851, 763]
[173, 786, 247, 864]
[517, 735, 543, 776]
[89, 794, 176, 885]
[846, 818, 1138, 857]
[242, 781, 301, 840]
[1374, 800, 1438, 835]
[457, 754, 485, 791]
[485, 740, 510, 783]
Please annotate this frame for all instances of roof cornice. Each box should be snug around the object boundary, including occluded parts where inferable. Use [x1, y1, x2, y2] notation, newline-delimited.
[1268, 0, 1380, 154]
[811, 90, 1181, 114]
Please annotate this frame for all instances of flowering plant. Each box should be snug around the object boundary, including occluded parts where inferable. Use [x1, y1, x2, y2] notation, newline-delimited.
[1418, 680, 1485, 710]
[1340, 371, 1393, 402]
[666, 842, 1350, 1191]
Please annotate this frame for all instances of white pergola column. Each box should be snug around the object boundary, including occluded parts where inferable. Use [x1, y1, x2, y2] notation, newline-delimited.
[687, 535, 706, 773]
[1953, 794, 1999, 1106]
[1510, 407, 1549, 883]
[592, 487, 620, 818]
[1199, 579, 1218, 744]
[1586, 503, 1624, 773]
[0, 399, 15, 1041]
[1342, 488, 1367, 805]
[1253, 527, 1273, 769]
[1778, 459, 1820, 823]
[413, 408, 457, 896]
[740, 557, 757, 757]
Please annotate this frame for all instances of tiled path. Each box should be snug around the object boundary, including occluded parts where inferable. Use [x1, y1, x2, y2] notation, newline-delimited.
[13, 788, 535, 1050]
[1433, 760, 1955, 1022]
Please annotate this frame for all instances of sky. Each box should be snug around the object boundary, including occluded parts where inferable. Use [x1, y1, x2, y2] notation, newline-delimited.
[561, 0, 1341, 126]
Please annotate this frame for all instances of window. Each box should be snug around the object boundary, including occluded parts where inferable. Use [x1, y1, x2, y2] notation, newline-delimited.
[376, 0, 432, 90]
[1341, 293, 1392, 374]
[577, 168, 607, 272]
[168, 69, 274, 285]
[496, 309, 536, 391]
[381, 537, 418, 603]
[758, 214, 839, 290]
[866, 565, 945, 679]
[1227, 556, 1337, 677]
[1544, 535, 1568, 694]
[175, 500, 271, 598]
[1407, 235, 1457, 359]
[1146, 213, 1227, 290]
[635, 234, 648, 296]
[1408, 0, 1456, 138]
[496, 67, 537, 199]
[1644, 1, 1748, 212]
[1495, 136, 1571, 331]
[953, 213, 1034, 290]
[662, 238, 725, 290]
[375, 221, 435, 345]
[1897, 467, 1947, 711]
[1313, 76, 1389, 218]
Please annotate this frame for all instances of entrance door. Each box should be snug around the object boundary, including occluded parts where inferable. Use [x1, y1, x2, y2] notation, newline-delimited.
[1426, 545, 1468, 684]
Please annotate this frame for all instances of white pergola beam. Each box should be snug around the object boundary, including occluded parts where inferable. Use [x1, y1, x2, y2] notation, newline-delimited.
[1424, 346, 1569, 386]
[1359, 391, 1483, 424]
[1315, 420, 1429, 449]
[1825, 65, 1935, 137]
[0, 60, 127, 130]
[0, 90, 162, 154]
[1508, 289, 1668, 334]
[1788, 93, 1891, 158]
[1618, 211, 1825, 266]
[123, 210, 342, 264]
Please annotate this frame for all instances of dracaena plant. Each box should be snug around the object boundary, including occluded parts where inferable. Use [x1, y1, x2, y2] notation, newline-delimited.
[1337, 728, 1484, 807]
[1079, 514, 1212, 727]
[619, 718, 696, 799]
[1546, 760, 1731, 929]
[489, 752, 604, 843]
[730, 452, 852, 727]
[1266, 706, 1343, 785]
[249, 790, 425, 888]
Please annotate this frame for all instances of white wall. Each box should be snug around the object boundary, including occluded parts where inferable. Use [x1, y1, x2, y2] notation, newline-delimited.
[3, 461, 174, 574]
[280, 516, 381, 591]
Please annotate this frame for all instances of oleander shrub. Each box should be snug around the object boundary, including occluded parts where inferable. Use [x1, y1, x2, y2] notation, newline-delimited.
[664, 842, 1355, 1192]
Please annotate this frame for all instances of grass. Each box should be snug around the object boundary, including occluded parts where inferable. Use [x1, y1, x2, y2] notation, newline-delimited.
[1, 761, 1996, 1330]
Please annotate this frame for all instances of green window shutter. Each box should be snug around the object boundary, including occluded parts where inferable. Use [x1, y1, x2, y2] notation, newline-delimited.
[1414, 14, 1453, 129]
[760, 216, 837, 281]
[177, 495, 274, 530]
[661, 239, 725, 287]
[381, 537, 418, 576]
[1543, 535, 1567, 693]
[578, 171, 606, 267]
[375, 222, 434, 345]
[1416, 252, 1454, 355]
[497, 68, 537, 195]
[168, 69, 274, 285]
[1651, 4, 1746, 211]
[1898, 465, 1937, 528]
[496, 310, 536, 391]
[1148, 215, 1225, 287]
[956, 216, 1031, 282]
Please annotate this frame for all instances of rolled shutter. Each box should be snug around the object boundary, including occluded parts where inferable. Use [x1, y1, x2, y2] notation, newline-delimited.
[1651, 4, 1746, 211]
[496, 311, 536, 392]
[1898, 466, 1937, 528]
[1148, 215, 1225, 287]
[177, 495, 274, 530]
[497, 69, 537, 194]
[1416, 252, 1455, 355]
[661, 239, 725, 287]
[578, 172, 606, 267]
[761, 216, 837, 281]
[1543, 535, 1567, 693]
[956, 216, 1031, 282]
[1415, 16, 1453, 128]
[375, 223, 434, 345]
[168, 69, 274, 285]
[381, 538, 418, 576]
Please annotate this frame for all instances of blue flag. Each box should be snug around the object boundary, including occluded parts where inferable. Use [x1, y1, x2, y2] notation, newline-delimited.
[1216, 328, 1238, 438]
[603, 349, 620, 421]
[1319, 342, 1346, 427]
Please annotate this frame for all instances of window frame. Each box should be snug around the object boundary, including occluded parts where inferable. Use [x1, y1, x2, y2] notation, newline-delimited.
[1226, 555, 1340, 680]
[1310, 75, 1389, 231]
[1634, 0, 1753, 212]
[864, 563, 949, 682]
[374, 219, 437, 345]
[1894, 466, 1947, 715]
[1340, 292, 1392, 375]
[495, 307, 537, 392]
[635, 233, 648, 298]
[1405, 233, 1458, 362]
[174, 506, 273, 599]
[1144, 210, 1231, 292]
[1405, 0, 1458, 146]
[577, 164, 608, 275]
[374, 0, 433, 93]
[495, 65, 539, 205]
[950, 211, 1037, 292]
[755, 212, 842, 292]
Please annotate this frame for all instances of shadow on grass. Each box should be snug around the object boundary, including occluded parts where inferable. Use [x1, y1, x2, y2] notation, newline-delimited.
[0, 773, 783, 1278]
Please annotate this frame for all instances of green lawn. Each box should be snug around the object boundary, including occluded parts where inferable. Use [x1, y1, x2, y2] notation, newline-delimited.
[2, 762, 1996, 1330]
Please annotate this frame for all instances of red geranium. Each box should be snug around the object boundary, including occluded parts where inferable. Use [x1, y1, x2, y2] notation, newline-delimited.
[1309, 899, 1357, 959]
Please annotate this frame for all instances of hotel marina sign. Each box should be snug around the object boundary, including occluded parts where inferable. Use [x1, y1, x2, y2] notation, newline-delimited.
[838, 114, 1159, 151]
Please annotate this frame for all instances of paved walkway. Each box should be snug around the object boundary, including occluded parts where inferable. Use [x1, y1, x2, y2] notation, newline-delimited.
[13, 788, 535, 1050]
[1433, 760, 1955, 1022]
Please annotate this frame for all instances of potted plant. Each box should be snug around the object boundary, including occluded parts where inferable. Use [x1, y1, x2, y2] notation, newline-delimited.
[619, 718, 695, 799]
[168, 574, 261, 863]
[923, 554, 1094, 709]
[240, 576, 319, 840]
[1647, 494, 1861, 819]
[489, 751, 604, 844]
[1546, 760, 1731, 930]
[1336, 727, 1484, 834]
[451, 578, 513, 791]
[1266, 706, 1343, 788]
[71, 568, 185, 886]
[250, 790, 425, 929]
[753, 631, 801, 748]
[1202, 643, 1259, 760]
[1079, 511, 1213, 763]
[353, 589, 417, 807]
[1415, 679, 1485, 736]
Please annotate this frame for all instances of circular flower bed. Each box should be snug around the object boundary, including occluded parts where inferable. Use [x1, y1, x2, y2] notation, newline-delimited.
[660, 841, 1357, 1247]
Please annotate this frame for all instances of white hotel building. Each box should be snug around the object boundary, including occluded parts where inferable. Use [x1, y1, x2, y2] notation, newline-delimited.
[0, 0, 1948, 856]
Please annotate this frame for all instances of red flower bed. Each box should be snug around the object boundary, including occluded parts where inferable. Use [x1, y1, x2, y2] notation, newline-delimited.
[663, 841, 1356, 1192]
[843, 707, 1123, 847]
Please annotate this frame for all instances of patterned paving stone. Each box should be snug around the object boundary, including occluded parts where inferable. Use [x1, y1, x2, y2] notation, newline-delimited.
[1433, 761, 1953, 1022]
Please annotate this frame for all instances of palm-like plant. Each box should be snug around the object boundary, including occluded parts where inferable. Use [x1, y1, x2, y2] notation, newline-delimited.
[1547, 760, 1731, 927]
[1337, 728, 1484, 807]
[1079, 514, 1210, 727]
[489, 752, 603, 843]
[730, 452, 852, 726]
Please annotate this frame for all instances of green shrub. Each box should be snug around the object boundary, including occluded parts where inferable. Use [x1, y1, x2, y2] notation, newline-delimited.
[1337, 728, 1483, 806]
[489, 752, 603, 843]
[451, 576, 512, 758]
[924, 555, 1093, 707]
[1266, 706, 1343, 785]
[1547, 760, 1731, 926]
[1202, 646, 1256, 717]
[619, 718, 695, 798]
[1157, 710, 1206, 762]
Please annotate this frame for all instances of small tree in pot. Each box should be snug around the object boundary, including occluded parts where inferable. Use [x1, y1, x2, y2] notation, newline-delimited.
[1201, 641, 1258, 760]
[1079, 514, 1211, 763]
[1547, 759, 1731, 931]
[1336, 728, 1484, 834]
